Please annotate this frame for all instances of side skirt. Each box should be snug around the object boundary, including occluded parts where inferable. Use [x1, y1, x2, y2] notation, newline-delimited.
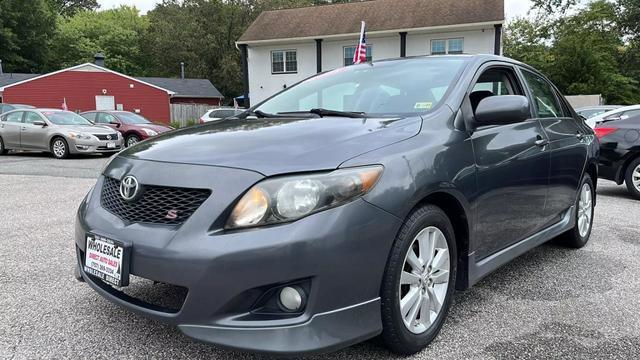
[467, 206, 575, 287]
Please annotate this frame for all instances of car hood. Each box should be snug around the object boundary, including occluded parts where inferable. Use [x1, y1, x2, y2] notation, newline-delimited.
[60, 125, 117, 134]
[119, 116, 422, 175]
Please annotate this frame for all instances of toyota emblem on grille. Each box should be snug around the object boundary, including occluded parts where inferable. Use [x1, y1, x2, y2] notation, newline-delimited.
[119, 176, 139, 201]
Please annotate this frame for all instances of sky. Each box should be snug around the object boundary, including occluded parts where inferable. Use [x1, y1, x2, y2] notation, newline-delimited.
[97, 0, 533, 19]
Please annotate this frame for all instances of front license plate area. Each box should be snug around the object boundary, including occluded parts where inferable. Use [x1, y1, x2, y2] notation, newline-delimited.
[107, 142, 116, 149]
[84, 234, 130, 287]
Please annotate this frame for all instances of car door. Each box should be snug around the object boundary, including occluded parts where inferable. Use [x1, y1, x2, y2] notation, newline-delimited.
[0, 111, 25, 148]
[520, 68, 589, 222]
[20, 111, 49, 150]
[469, 64, 551, 259]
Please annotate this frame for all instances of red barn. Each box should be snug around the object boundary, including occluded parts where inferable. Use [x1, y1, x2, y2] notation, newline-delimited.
[0, 62, 224, 124]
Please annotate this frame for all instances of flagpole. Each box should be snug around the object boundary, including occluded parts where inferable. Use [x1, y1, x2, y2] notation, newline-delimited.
[358, 21, 365, 45]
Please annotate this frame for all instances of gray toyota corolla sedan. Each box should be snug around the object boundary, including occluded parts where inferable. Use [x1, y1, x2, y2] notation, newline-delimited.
[75, 55, 598, 356]
[0, 109, 123, 158]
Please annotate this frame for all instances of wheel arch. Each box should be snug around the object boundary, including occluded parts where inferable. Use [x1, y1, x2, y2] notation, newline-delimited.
[618, 151, 640, 184]
[410, 190, 471, 290]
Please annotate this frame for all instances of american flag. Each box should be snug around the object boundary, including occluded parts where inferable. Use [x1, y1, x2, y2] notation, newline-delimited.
[353, 21, 367, 65]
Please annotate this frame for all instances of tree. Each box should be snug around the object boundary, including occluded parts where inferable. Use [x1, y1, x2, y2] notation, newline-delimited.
[505, 0, 639, 104]
[0, 0, 56, 73]
[47, 0, 99, 16]
[47, 6, 149, 75]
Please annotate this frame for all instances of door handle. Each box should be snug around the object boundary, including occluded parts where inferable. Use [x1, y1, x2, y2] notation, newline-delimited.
[535, 137, 549, 147]
[21, 127, 26, 131]
[576, 132, 585, 140]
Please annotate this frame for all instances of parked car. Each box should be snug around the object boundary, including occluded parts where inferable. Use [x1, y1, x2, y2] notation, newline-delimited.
[0, 109, 122, 159]
[80, 110, 172, 147]
[595, 114, 640, 199]
[0, 103, 35, 114]
[74, 55, 598, 356]
[575, 105, 622, 119]
[199, 107, 244, 123]
[584, 104, 640, 128]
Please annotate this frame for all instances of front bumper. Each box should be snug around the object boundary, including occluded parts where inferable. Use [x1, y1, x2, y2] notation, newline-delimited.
[75, 157, 402, 355]
[68, 136, 124, 154]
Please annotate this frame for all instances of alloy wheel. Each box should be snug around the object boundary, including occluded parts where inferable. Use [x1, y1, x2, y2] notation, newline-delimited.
[52, 140, 66, 158]
[577, 182, 593, 238]
[633, 164, 640, 192]
[399, 226, 450, 334]
[127, 136, 139, 147]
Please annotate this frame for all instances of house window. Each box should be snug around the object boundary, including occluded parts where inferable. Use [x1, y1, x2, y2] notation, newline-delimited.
[344, 45, 372, 66]
[272, 50, 297, 74]
[431, 38, 464, 55]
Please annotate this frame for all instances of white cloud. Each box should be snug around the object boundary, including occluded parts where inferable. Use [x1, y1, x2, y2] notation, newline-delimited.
[97, 0, 160, 14]
[505, 0, 533, 20]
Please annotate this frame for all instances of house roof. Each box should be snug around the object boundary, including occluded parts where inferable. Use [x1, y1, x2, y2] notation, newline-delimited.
[0, 64, 223, 98]
[238, 0, 504, 43]
[0, 73, 40, 88]
[138, 77, 224, 99]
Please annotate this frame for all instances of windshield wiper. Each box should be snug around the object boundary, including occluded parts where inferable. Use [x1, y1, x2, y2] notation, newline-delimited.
[279, 108, 367, 118]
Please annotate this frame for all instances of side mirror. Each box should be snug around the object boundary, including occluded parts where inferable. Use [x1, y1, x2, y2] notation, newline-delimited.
[109, 120, 121, 127]
[33, 120, 46, 127]
[474, 95, 530, 127]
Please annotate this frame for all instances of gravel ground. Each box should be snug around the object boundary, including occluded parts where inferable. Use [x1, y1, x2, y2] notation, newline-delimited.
[1, 153, 639, 359]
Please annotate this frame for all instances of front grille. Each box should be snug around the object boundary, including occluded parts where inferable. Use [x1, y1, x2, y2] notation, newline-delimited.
[101, 176, 211, 225]
[94, 134, 117, 141]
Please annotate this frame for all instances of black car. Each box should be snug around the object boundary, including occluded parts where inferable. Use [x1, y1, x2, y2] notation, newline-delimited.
[595, 114, 640, 199]
[74, 55, 598, 356]
[0, 103, 34, 114]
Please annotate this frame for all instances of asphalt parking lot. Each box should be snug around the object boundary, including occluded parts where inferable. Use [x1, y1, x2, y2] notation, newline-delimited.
[1, 153, 639, 359]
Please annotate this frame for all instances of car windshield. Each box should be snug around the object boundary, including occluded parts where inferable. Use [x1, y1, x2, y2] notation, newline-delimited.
[43, 111, 93, 125]
[254, 57, 468, 117]
[116, 112, 152, 124]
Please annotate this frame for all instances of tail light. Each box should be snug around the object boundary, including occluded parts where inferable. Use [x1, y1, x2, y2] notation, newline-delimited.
[594, 127, 617, 140]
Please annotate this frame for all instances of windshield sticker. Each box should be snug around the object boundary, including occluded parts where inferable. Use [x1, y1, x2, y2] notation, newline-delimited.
[414, 102, 433, 110]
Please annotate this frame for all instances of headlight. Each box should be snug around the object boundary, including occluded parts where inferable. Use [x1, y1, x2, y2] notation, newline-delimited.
[226, 165, 383, 229]
[142, 128, 158, 136]
[68, 131, 93, 140]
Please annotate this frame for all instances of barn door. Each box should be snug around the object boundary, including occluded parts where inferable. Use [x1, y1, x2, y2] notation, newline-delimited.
[95, 95, 115, 110]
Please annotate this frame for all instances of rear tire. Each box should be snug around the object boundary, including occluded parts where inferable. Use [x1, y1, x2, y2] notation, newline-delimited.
[380, 205, 457, 355]
[51, 137, 69, 159]
[560, 174, 594, 248]
[0, 137, 7, 155]
[624, 157, 640, 200]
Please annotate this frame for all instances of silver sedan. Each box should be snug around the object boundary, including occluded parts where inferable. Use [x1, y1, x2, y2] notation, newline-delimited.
[0, 109, 123, 159]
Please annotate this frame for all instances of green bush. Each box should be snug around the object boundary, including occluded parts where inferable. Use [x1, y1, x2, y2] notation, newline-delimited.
[169, 121, 181, 129]
[186, 119, 197, 127]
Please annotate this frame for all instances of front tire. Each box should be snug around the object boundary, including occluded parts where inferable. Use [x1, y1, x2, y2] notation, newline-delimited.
[560, 174, 594, 248]
[51, 137, 69, 159]
[624, 157, 640, 200]
[380, 205, 457, 355]
[0, 137, 7, 155]
[126, 135, 140, 147]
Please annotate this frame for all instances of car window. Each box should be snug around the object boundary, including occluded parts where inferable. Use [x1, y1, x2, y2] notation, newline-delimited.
[82, 112, 97, 122]
[5, 111, 23, 123]
[521, 69, 563, 118]
[256, 57, 468, 116]
[209, 110, 222, 118]
[469, 67, 524, 115]
[579, 109, 608, 118]
[24, 112, 43, 124]
[96, 112, 117, 124]
[621, 109, 640, 119]
[42, 111, 93, 125]
[116, 112, 151, 124]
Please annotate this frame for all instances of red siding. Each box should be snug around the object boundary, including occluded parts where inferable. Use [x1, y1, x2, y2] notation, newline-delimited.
[3, 70, 172, 124]
[170, 97, 222, 106]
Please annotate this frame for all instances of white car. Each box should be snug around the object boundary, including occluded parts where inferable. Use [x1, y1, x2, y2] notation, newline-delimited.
[199, 108, 244, 123]
[585, 104, 640, 128]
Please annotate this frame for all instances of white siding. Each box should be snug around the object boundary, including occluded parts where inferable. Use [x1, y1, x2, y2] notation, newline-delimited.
[246, 26, 497, 105]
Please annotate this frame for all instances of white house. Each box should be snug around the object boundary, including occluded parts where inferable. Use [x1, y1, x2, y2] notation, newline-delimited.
[236, 0, 505, 106]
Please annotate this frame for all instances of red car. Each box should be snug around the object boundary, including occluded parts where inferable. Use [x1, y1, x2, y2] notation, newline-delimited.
[80, 110, 172, 147]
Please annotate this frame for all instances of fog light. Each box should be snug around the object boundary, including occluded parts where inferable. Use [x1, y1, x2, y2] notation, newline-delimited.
[278, 286, 304, 312]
